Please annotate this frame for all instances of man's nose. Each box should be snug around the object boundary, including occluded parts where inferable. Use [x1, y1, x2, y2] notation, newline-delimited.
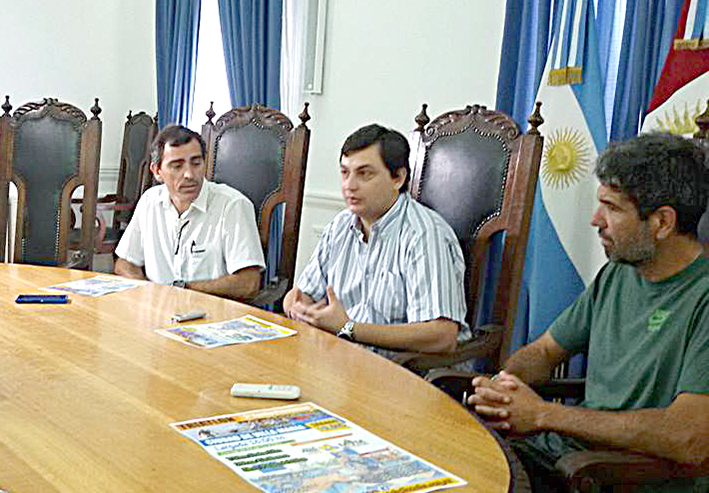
[343, 175, 356, 189]
[590, 207, 603, 227]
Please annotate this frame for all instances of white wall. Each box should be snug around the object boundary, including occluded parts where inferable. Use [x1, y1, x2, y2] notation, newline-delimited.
[0, 0, 506, 278]
[295, 0, 506, 277]
[0, 1, 156, 196]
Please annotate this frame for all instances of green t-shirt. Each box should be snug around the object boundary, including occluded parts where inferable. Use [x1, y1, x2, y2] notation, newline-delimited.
[549, 256, 709, 410]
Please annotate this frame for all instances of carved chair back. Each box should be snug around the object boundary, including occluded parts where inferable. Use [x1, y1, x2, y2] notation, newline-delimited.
[115, 111, 158, 221]
[201, 103, 311, 301]
[1, 97, 101, 268]
[0, 97, 12, 261]
[409, 103, 544, 364]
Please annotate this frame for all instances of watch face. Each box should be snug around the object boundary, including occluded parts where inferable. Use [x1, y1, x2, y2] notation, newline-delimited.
[337, 321, 355, 341]
[337, 330, 353, 341]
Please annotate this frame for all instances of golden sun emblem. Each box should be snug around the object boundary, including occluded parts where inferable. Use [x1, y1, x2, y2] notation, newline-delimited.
[542, 127, 591, 189]
[652, 100, 702, 136]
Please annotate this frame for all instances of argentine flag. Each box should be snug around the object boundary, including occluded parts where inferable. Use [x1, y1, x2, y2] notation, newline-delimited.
[515, 0, 608, 349]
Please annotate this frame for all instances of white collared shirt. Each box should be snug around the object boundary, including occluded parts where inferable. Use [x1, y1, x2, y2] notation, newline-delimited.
[115, 180, 265, 284]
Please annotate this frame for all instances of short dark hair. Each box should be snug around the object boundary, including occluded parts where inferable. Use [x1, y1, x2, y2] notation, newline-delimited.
[340, 124, 410, 192]
[150, 125, 206, 168]
[595, 132, 709, 237]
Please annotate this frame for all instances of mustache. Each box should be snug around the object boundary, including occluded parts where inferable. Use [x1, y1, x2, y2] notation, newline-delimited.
[597, 230, 611, 241]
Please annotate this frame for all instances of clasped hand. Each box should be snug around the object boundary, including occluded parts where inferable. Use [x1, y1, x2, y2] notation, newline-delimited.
[286, 286, 348, 333]
[467, 371, 546, 434]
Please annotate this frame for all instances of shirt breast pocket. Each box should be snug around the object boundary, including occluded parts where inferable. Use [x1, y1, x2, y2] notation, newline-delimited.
[186, 241, 221, 277]
[370, 270, 406, 322]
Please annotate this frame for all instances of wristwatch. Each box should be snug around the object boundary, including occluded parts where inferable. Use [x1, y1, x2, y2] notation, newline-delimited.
[337, 320, 356, 341]
[172, 280, 186, 288]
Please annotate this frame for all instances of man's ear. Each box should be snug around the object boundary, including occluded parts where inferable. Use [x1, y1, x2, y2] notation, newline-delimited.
[650, 206, 678, 240]
[394, 167, 407, 189]
[150, 162, 163, 183]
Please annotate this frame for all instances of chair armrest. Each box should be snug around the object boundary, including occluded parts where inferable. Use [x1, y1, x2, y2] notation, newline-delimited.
[251, 276, 290, 307]
[72, 194, 120, 205]
[532, 378, 586, 401]
[391, 324, 504, 373]
[63, 250, 90, 270]
[97, 193, 120, 203]
[96, 201, 134, 213]
[555, 450, 688, 491]
[424, 369, 478, 403]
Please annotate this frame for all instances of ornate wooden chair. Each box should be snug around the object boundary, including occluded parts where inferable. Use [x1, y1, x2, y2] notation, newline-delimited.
[91, 110, 157, 254]
[393, 103, 544, 374]
[0, 97, 102, 269]
[201, 102, 311, 307]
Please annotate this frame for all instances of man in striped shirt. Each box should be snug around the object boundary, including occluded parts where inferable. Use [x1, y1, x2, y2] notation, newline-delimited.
[283, 124, 469, 360]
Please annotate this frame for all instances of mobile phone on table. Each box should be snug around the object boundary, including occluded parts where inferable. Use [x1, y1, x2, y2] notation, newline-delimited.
[15, 294, 70, 304]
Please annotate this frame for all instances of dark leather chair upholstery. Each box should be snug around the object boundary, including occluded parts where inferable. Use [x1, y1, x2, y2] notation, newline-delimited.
[92, 110, 157, 254]
[393, 103, 544, 373]
[0, 97, 101, 269]
[201, 103, 311, 307]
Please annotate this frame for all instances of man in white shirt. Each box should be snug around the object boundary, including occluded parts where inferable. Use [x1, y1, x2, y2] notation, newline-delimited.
[114, 125, 265, 301]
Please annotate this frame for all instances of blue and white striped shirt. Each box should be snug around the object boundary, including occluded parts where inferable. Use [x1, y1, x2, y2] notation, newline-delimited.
[297, 192, 470, 359]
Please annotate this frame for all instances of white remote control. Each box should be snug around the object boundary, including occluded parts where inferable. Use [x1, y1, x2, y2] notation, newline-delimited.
[230, 383, 301, 400]
[171, 310, 206, 322]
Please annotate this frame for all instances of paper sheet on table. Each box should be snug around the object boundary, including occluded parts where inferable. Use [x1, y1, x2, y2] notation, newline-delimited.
[156, 314, 297, 348]
[171, 402, 466, 492]
[45, 275, 148, 297]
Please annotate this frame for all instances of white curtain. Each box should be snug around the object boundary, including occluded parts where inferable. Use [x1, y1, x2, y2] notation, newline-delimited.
[280, 0, 308, 121]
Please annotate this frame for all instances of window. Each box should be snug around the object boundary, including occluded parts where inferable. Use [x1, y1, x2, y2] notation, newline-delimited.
[189, 0, 231, 131]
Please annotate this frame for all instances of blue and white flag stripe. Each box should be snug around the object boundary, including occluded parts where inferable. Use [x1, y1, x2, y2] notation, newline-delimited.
[516, 0, 608, 346]
[684, 0, 708, 39]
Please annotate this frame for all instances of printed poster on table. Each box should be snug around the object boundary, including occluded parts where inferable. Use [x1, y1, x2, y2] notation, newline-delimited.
[171, 402, 467, 493]
[45, 275, 148, 297]
[156, 314, 297, 348]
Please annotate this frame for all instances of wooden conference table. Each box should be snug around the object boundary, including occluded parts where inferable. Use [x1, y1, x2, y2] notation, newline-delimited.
[0, 264, 512, 492]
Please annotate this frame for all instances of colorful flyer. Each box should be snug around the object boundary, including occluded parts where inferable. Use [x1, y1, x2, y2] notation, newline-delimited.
[45, 275, 148, 297]
[156, 314, 297, 348]
[171, 402, 467, 492]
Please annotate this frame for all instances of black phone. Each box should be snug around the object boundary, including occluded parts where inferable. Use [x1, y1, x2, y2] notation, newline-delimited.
[15, 294, 70, 304]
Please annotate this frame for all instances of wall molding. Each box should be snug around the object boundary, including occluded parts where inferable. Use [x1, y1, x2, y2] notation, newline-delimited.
[98, 165, 120, 195]
[303, 190, 344, 210]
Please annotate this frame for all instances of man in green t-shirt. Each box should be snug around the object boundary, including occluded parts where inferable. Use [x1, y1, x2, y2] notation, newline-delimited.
[469, 133, 709, 492]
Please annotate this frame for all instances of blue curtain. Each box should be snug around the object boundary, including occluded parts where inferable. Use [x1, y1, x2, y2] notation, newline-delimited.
[155, 0, 202, 128]
[493, 0, 558, 354]
[608, 0, 683, 141]
[496, 0, 558, 128]
[218, 0, 284, 299]
[217, 0, 282, 109]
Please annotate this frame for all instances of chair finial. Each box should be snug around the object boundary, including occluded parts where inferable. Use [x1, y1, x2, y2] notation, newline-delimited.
[415, 103, 430, 132]
[298, 102, 311, 127]
[126, 110, 133, 121]
[2, 95, 11, 115]
[90, 98, 102, 120]
[695, 99, 709, 140]
[527, 101, 544, 135]
[205, 101, 216, 125]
